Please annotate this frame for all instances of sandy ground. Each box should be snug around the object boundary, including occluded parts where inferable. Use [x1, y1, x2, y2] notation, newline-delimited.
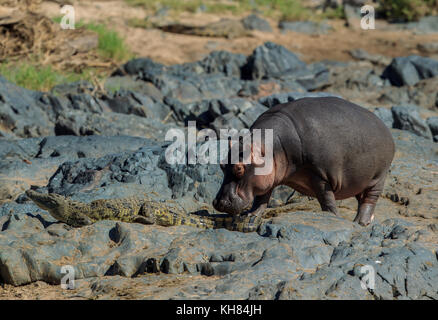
[38, 0, 438, 65]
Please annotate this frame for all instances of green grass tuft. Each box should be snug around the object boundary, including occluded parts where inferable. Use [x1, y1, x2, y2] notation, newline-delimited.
[52, 17, 132, 61]
[85, 23, 132, 61]
[0, 62, 93, 92]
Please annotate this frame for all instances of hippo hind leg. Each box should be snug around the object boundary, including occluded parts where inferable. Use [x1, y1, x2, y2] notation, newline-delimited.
[354, 175, 386, 226]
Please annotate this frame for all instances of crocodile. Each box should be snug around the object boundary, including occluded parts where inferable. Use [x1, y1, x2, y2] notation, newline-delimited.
[25, 190, 263, 232]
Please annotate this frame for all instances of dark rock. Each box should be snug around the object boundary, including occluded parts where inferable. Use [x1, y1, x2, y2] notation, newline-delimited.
[319, 59, 349, 68]
[237, 80, 260, 97]
[155, 73, 244, 103]
[116, 54, 246, 103]
[376, 88, 408, 106]
[382, 55, 438, 87]
[349, 49, 391, 66]
[104, 76, 164, 102]
[103, 90, 172, 120]
[426, 117, 438, 141]
[50, 81, 94, 96]
[279, 21, 331, 35]
[41, 141, 223, 204]
[192, 51, 247, 77]
[54, 110, 177, 140]
[391, 105, 433, 140]
[241, 14, 272, 32]
[417, 42, 438, 54]
[259, 92, 340, 108]
[67, 93, 105, 114]
[373, 107, 394, 128]
[37, 136, 156, 160]
[404, 16, 438, 34]
[325, 62, 389, 95]
[0, 77, 54, 138]
[294, 62, 331, 90]
[117, 57, 166, 79]
[0, 137, 43, 161]
[382, 57, 421, 87]
[177, 98, 267, 130]
[0, 136, 158, 202]
[375, 85, 436, 107]
[244, 42, 307, 80]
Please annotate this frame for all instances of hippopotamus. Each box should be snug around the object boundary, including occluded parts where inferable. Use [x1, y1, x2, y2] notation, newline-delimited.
[212, 97, 395, 226]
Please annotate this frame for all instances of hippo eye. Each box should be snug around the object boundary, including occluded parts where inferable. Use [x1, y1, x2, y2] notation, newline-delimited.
[233, 164, 245, 178]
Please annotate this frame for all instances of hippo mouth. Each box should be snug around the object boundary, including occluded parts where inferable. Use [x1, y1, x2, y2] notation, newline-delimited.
[213, 184, 253, 215]
[213, 199, 252, 215]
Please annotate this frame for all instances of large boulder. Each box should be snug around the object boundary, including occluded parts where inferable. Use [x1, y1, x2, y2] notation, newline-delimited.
[404, 16, 438, 34]
[102, 89, 171, 120]
[382, 55, 438, 87]
[373, 107, 394, 128]
[0, 136, 157, 202]
[0, 77, 54, 138]
[167, 97, 267, 132]
[241, 14, 272, 32]
[391, 105, 433, 140]
[115, 53, 247, 103]
[54, 109, 177, 140]
[244, 42, 307, 80]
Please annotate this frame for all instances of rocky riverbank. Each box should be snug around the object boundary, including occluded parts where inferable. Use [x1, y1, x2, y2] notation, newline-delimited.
[0, 40, 437, 299]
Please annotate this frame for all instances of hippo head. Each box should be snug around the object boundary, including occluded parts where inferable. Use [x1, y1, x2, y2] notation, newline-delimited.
[213, 139, 275, 215]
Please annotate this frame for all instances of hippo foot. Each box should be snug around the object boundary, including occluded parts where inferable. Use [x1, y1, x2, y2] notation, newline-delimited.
[241, 206, 266, 218]
[353, 204, 375, 226]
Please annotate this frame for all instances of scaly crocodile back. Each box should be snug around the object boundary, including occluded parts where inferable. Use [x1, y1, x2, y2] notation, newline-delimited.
[26, 191, 263, 232]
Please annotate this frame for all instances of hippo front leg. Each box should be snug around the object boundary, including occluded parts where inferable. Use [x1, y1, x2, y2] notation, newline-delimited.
[244, 190, 272, 217]
[311, 177, 339, 216]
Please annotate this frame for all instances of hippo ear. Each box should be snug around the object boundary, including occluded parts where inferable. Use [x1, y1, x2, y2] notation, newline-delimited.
[251, 142, 265, 167]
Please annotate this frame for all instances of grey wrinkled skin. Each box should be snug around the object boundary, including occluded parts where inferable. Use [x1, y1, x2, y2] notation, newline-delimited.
[214, 97, 395, 226]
